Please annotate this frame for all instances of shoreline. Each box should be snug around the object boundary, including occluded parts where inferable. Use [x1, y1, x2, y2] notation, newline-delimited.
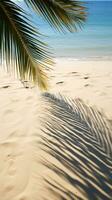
[54, 55, 112, 61]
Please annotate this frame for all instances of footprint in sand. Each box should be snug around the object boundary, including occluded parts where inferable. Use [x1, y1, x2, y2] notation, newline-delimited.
[4, 109, 13, 114]
[56, 81, 64, 85]
[7, 154, 16, 176]
[100, 92, 107, 96]
[1, 143, 17, 177]
[70, 72, 80, 77]
[2, 109, 14, 121]
[84, 76, 89, 80]
[84, 84, 90, 87]
[106, 85, 112, 88]
[71, 72, 77, 74]
[11, 99, 19, 103]
[0, 85, 10, 89]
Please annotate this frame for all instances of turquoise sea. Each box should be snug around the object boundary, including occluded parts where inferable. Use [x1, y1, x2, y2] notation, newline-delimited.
[18, 1, 112, 59]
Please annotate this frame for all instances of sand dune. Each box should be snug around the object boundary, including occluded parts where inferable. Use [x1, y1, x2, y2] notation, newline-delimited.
[0, 60, 112, 200]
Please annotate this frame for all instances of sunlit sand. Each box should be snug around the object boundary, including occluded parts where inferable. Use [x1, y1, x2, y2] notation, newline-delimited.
[0, 60, 112, 200]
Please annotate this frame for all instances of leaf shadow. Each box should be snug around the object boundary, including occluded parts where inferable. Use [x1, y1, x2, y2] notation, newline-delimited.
[41, 93, 112, 200]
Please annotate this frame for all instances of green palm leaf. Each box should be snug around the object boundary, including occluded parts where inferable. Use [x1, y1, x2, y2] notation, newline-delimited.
[25, 0, 86, 31]
[0, 0, 52, 90]
[0, 0, 86, 89]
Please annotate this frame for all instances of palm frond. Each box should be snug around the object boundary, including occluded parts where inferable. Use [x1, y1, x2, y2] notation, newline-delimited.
[0, 0, 52, 89]
[24, 0, 86, 31]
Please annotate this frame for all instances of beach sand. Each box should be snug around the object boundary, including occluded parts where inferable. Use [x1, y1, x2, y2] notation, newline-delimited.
[0, 60, 112, 200]
[49, 60, 112, 119]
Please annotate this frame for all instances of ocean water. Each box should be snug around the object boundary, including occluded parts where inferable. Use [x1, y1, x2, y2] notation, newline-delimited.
[6, 1, 112, 60]
[30, 1, 112, 60]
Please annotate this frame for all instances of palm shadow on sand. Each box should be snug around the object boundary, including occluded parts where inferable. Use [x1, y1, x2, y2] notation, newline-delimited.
[41, 93, 112, 200]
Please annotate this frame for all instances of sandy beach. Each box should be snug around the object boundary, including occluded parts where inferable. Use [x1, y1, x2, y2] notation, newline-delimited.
[0, 60, 112, 200]
[50, 59, 112, 119]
